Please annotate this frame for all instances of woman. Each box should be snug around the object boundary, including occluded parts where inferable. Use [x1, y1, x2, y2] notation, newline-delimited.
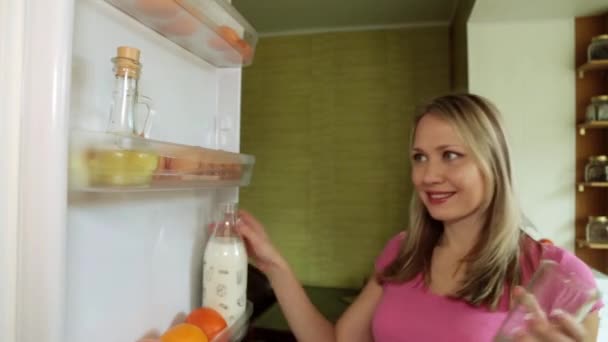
[236, 94, 603, 341]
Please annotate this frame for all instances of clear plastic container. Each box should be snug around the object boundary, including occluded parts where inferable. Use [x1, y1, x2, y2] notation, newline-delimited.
[104, 0, 258, 67]
[588, 34, 608, 62]
[495, 260, 601, 341]
[69, 130, 255, 191]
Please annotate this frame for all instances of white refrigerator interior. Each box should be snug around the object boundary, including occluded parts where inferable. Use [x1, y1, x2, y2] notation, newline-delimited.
[67, 0, 242, 341]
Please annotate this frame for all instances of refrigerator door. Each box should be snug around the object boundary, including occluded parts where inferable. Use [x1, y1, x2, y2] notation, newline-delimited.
[0, 1, 25, 341]
[0, 0, 74, 342]
[66, 1, 242, 341]
[1, 1, 74, 342]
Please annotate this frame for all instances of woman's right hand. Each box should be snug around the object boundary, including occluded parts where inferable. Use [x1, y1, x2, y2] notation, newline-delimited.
[237, 210, 289, 278]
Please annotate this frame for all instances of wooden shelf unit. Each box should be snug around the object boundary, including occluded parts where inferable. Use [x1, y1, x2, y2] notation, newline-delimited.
[575, 14, 608, 273]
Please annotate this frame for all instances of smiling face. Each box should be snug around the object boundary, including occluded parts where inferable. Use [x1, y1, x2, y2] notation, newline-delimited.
[411, 113, 486, 225]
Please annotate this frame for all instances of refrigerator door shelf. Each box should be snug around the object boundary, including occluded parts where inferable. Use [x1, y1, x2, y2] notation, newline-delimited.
[69, 130, 254, 191]
[140, 302, 253, 342]
[104, 0, 258, 67]
[211, 300, 253, 342]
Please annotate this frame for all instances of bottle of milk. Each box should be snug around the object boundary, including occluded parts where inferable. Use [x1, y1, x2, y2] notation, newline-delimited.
[202, 202, 248, 325]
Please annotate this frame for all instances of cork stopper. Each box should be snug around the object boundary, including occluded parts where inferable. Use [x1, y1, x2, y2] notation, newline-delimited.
[112, 46, 141, 79]
[117, 46, 140, 61]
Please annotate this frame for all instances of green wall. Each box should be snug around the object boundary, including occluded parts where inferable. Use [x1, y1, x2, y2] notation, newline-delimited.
[451, 0, 476, 91]
[240, 26, 451, 288]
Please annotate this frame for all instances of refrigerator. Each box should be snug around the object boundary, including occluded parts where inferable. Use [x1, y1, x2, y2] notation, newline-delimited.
[0, 0, 257, 341]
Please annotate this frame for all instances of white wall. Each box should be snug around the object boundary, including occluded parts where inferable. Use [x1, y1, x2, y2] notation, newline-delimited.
[468, 19, 576, 249]
[471, 0, 608, 22]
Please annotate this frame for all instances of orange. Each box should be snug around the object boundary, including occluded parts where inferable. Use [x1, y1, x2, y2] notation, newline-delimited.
[160, 15, 198, 36]
[216, 26, 240, 46]
[160, 323, 208, 342]
[186, 307, 227, 340]
[135, 0, 181, 19]
[168, 156, 201, 172]
[236, 39, 253, 63]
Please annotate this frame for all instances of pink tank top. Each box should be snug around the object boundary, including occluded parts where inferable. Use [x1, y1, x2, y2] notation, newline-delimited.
[372, 233, 603, 342]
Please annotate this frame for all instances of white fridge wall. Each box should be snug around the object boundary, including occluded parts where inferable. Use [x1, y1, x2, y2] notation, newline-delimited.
[67, 1, 241, 341]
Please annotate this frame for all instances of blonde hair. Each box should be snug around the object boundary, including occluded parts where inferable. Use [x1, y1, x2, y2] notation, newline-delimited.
[380, 94, 523, 309]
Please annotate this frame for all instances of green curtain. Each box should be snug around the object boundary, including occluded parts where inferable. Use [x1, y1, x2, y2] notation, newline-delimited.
[240, 26, 451, 288]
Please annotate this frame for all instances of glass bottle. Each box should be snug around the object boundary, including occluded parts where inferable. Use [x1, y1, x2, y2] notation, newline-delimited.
[588, 34, 608, 62]
[203, 202, 248, 325]
[584, 155, 608, 183]
[107, 46, 154, 137]
[87, 46, 158, 186]
[593, 95, 608, 121]
[586, 216, 608, 243]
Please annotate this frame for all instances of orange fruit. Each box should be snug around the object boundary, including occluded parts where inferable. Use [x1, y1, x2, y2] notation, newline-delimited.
[135, 0, 181, 19]
[216, 26, 240, 46]
[186, 307, 227, 340]
[236, 39, 253, 63]
[160, 323, 208, 342]
[160, 15, 198, 36]
[208, 37, 232, 51]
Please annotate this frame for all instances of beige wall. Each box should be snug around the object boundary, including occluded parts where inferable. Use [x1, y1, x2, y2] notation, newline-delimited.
[468, 19, 576, 249]
[240, 25, 451, 287]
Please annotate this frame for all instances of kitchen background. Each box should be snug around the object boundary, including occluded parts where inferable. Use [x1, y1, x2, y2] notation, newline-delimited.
[233, 0, 606, 287]
[240, 26, 449, 288]
[231, 0, 608, 336]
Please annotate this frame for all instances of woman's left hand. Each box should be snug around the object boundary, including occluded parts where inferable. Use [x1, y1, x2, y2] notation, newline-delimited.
[513, 286, 587, 342]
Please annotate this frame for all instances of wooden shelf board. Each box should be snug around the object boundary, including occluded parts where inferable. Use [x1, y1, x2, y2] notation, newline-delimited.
[577, 239, 608, 249]
[577, 182, 608, 192]
[577, 60, 608, 78]
[578, 121, 608, 135]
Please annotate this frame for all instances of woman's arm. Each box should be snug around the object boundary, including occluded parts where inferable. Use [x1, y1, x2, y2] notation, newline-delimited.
[265, 264, 335, 342]
[336, 276, 383, 342]
[237, 210, 382, 342]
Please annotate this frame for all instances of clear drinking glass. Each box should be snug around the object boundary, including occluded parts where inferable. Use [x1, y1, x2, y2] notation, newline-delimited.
[494, 260, 601, 341]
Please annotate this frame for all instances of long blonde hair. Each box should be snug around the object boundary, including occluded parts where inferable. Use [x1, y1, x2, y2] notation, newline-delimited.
[380, 94, 523, 309]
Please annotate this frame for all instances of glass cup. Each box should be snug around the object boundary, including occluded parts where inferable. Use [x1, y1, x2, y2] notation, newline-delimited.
[494, 260, 601, 341]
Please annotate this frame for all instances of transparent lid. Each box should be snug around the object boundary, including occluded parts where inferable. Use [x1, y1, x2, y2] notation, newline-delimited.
[588, 155, 608, 163]
[591, 95, 608, 103]
[588, 216, 608, 223]
[591, 34, 608, 43]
